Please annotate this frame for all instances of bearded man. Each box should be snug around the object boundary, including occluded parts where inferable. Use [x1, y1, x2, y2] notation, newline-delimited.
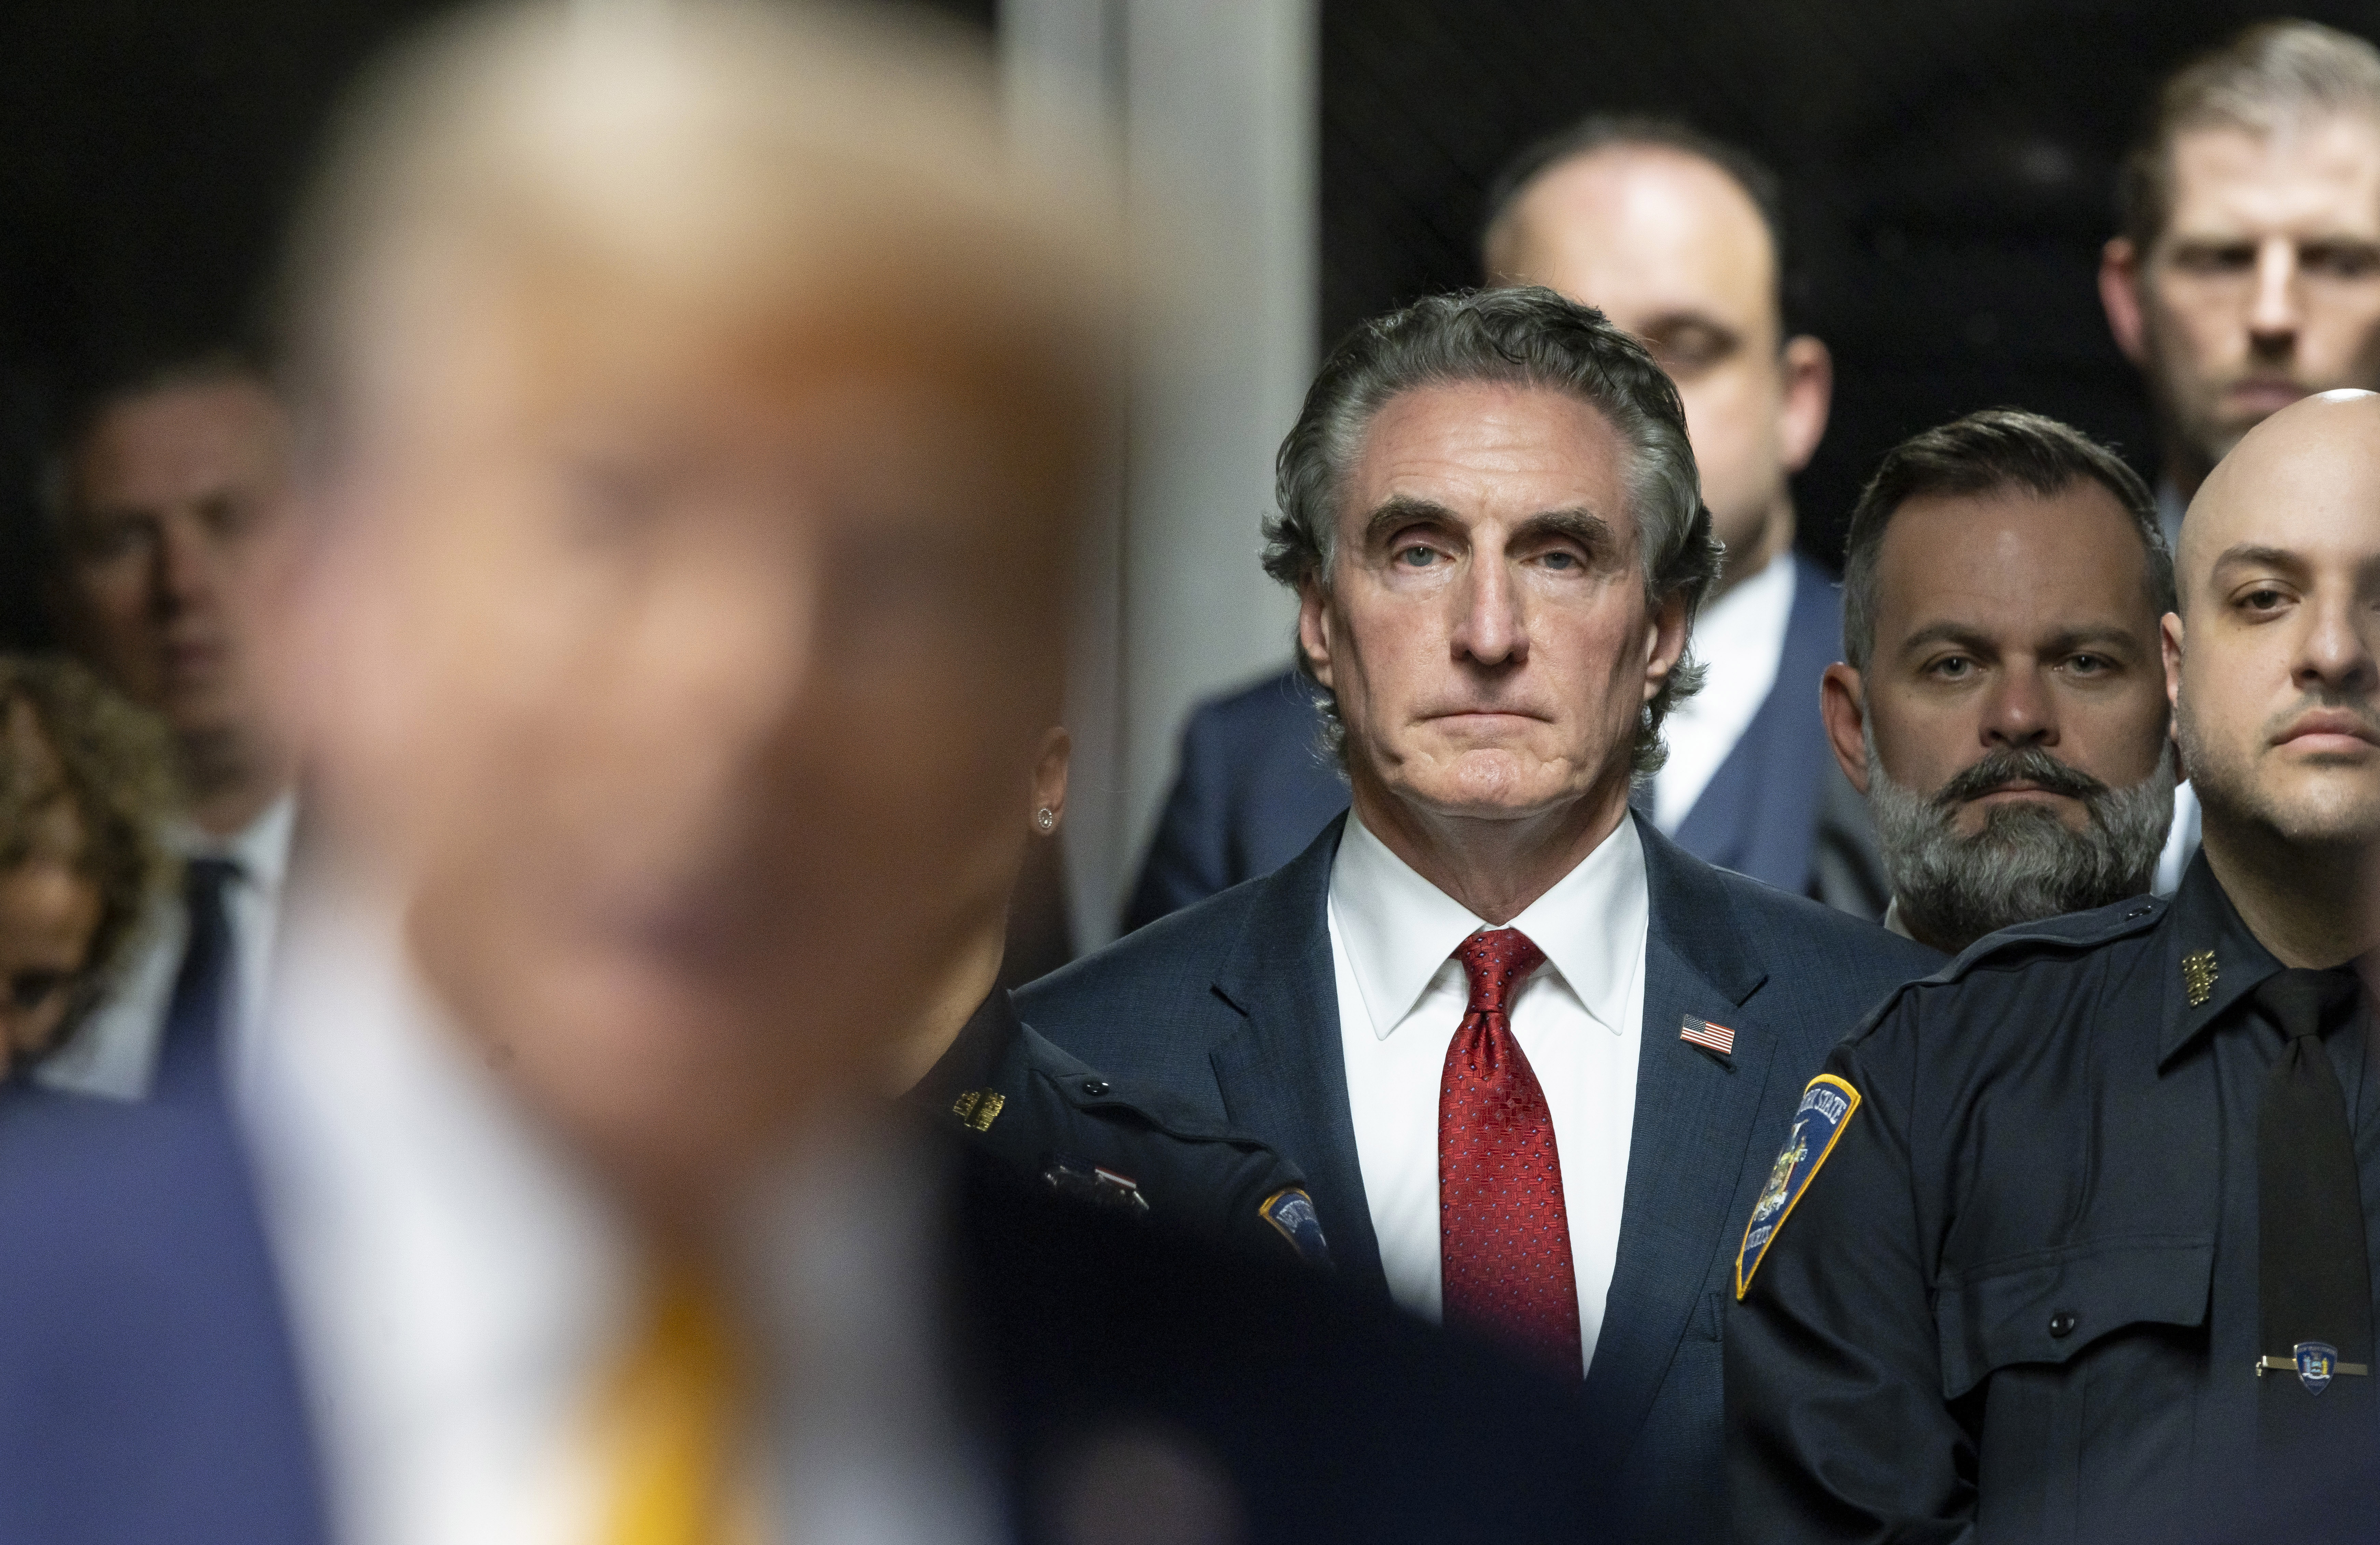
[1819, 409, 2177, 953]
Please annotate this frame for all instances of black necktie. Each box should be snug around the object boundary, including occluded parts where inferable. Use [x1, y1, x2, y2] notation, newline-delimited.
[2255, 966, 2374, 1464]
[154, 856, 240, 1100]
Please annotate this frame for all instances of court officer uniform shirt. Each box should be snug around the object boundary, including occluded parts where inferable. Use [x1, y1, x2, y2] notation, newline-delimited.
[1728, 852, 2380, 1544]
[911, 988, 1331, 1270]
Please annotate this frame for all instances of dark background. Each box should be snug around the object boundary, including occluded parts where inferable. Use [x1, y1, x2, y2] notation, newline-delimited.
[1323, 0, 2380, 572]
[5, 0, 2377, 650]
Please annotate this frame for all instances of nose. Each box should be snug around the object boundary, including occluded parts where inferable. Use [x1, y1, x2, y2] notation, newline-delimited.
[2292, 584, 2378, 696]
[1448, 542, 1528, 669]
[642, 526, 816, 792]
[2249, 238, 2303, 350]
[153, 513, 219, 617]
[1982, 666, 2058, 751]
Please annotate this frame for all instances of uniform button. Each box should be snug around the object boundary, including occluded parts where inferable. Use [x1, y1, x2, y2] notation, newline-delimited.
[2124, 905, 2152, 920]
[2048, 1311, 2078, 1338]
[1080, 1078, 1111, 1097]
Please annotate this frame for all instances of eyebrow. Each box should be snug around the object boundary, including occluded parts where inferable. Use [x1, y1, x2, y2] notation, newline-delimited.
[1892, 621, 2144, 659]
[1359, 497, 1619, 554]
[2209, 543, 2307, 575]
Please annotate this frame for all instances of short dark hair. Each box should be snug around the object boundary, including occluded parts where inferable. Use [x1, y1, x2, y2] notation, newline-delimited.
[1841, 409, 2170, 672]
[1264, 286, 1722, 777]
[1479, 114, 1798, 331]
[2117, 20, 2380, 253]
[40, 346, 276, 530]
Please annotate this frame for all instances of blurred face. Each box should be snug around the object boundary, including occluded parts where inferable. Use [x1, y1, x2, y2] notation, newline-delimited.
[1856, 482, 2171, 833]
[2117, 117, 2380, 482]
[1299, 381, 1683, 834]
[1828, 481, 2174, 947]
[1490, 146, 1828, 580]
[0, 859, 101, 1076]
[302, 263, 1081, 1211]
[2172, 396, 2380, 854]
[54, 377, 299, 761]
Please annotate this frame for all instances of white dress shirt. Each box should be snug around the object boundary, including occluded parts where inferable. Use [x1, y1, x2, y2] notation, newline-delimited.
[1651, 554, 1796, 832]
[1328, 810, 1649, 1376]
[40, 792, 297, 1101]
[238, 883, 998, 1545]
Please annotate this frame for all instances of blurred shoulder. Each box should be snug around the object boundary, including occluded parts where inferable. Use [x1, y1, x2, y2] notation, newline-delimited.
[1181, 667, 1326, 747]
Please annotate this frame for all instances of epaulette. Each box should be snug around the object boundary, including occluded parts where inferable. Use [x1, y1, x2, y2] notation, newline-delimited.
[1015, 1023, 1278, 1151]
[1919, 892, 2169, 987]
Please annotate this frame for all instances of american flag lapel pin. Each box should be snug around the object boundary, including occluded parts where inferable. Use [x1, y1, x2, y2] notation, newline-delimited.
[1680, 1015, 1735, 1061]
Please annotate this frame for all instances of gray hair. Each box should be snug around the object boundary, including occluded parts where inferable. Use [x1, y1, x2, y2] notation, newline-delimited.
[1262, 286, 1721, 778]
[2120, 20, 2380, 252]
[1841, 408, 2170, 674]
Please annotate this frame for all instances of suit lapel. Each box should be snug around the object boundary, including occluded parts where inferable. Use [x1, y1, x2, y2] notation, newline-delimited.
[1581, 817, 1777, 1451]
[1207, 815, 1388, 1295]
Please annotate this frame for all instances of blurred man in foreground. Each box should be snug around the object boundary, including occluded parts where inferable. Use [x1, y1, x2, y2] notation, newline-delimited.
[0, 6, 1594, 1543]
[2101, 19, 2380, 890]
[1820, 410, 2178, 954]
[38, 352, 301, 1100]
[1731, 390, 2380, 1541]
[1026, 286, 1934, 1542]
[1126, 117, 1875, 929]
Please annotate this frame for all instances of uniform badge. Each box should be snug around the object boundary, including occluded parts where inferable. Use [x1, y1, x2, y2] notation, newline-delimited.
[2297, 1340, 2339, 1394]
[1734, 1074, 1862, 1299]
[1041, 1153, 1151, 1216]
[1259, 1186, 1333, 1269]
[950, 1089, 1005, 1132]
[2182, 950, 2217, 1008]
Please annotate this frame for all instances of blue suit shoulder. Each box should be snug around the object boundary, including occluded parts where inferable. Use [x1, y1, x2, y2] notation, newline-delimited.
[0, 1086, 329, 1545]
[1025, 860, 1276, 1064]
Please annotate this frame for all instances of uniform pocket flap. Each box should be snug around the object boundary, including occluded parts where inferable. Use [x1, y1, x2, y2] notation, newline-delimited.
[1935, 1235, 2213, 1401]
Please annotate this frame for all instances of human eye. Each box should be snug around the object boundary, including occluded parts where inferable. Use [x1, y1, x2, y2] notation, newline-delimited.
[2066, 653, 2112, 676]
[2232, 583, 2293, 617]
[1924, 654, 1974, 680]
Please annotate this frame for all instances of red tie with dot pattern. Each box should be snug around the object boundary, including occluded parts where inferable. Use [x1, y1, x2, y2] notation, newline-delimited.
[1440, 927, 1581, 1375]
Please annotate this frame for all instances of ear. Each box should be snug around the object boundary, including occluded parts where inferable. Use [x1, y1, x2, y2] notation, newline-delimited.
[1776, 335, 1833, 475]
[1297, 575, 1337, 692]
[1820, 662, 1873, 795]
[1641, 590, 1690, 703]
[2100, 237, 2150, 366]
[1030, 725, 1071, 833]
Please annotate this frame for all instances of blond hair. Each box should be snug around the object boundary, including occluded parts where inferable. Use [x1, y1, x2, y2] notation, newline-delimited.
[2121, 20, 2380, 251]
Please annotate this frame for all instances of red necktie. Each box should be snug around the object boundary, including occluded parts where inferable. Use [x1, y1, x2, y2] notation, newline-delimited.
[1439, 927, 1582, 1374]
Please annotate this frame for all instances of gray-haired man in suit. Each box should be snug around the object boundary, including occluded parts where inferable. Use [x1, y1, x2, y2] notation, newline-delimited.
[1022, 286, 1938, 1543]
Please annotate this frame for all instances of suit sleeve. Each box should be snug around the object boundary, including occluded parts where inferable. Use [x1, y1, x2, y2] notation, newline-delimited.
[1122, 710, 1232, 933]
[1726, 1013, 1976, 1544]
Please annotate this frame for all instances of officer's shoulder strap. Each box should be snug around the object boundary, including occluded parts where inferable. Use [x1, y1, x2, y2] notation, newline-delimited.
[1922, 892, 2169, 986]
[1013, 1021, 1281, 1152]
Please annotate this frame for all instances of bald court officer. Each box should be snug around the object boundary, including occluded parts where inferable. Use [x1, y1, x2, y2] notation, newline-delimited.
[1731, 390, 2380, 1542]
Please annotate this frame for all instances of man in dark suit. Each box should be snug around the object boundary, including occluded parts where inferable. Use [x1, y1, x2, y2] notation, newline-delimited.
[1126, 117, 1881, 932]
[1023, 287, 1937, 1542]
[0, 6, 1595, 1542]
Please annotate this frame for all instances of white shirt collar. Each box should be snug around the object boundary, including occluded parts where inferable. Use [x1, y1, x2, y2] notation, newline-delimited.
[1329, 807, 1648, 1040]
[173, 790, 297, 893]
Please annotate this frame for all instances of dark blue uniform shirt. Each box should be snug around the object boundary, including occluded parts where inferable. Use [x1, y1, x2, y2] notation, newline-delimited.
[1728, 853, 2380, 1543]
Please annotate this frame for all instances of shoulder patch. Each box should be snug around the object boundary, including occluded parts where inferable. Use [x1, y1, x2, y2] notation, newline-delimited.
[1259, 1186, 1332, 1269]
[1734, 1074, 1861, 1300]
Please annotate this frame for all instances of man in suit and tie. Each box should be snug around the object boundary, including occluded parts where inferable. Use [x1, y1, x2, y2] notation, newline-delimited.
[35, 350, 301, 1101]
[1125, 117, 1878, 931]
[1022, 285, 1938, 1541]
[0, 6, 1597, 1542]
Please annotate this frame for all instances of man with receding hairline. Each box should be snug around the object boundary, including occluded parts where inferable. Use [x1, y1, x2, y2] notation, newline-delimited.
[1731, 388, 2380, 1539]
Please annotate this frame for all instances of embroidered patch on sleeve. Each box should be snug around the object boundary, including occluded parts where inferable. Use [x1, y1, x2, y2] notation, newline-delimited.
[1259, 1186, 1333, 1269]
[1734, 1073, 1861, 1300]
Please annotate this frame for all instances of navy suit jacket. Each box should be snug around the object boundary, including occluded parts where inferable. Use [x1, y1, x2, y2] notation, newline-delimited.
[1020, 811, 1939, 1541]
[0, 1079, 1600, 1545]
[1124, 555, 1883, 931]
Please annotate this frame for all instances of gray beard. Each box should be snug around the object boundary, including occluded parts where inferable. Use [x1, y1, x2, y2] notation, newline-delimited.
[1867, 725, 2177, 954]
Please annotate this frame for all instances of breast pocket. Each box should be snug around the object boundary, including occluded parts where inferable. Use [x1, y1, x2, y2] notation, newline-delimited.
[1934, 1236, 2214, 1544]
